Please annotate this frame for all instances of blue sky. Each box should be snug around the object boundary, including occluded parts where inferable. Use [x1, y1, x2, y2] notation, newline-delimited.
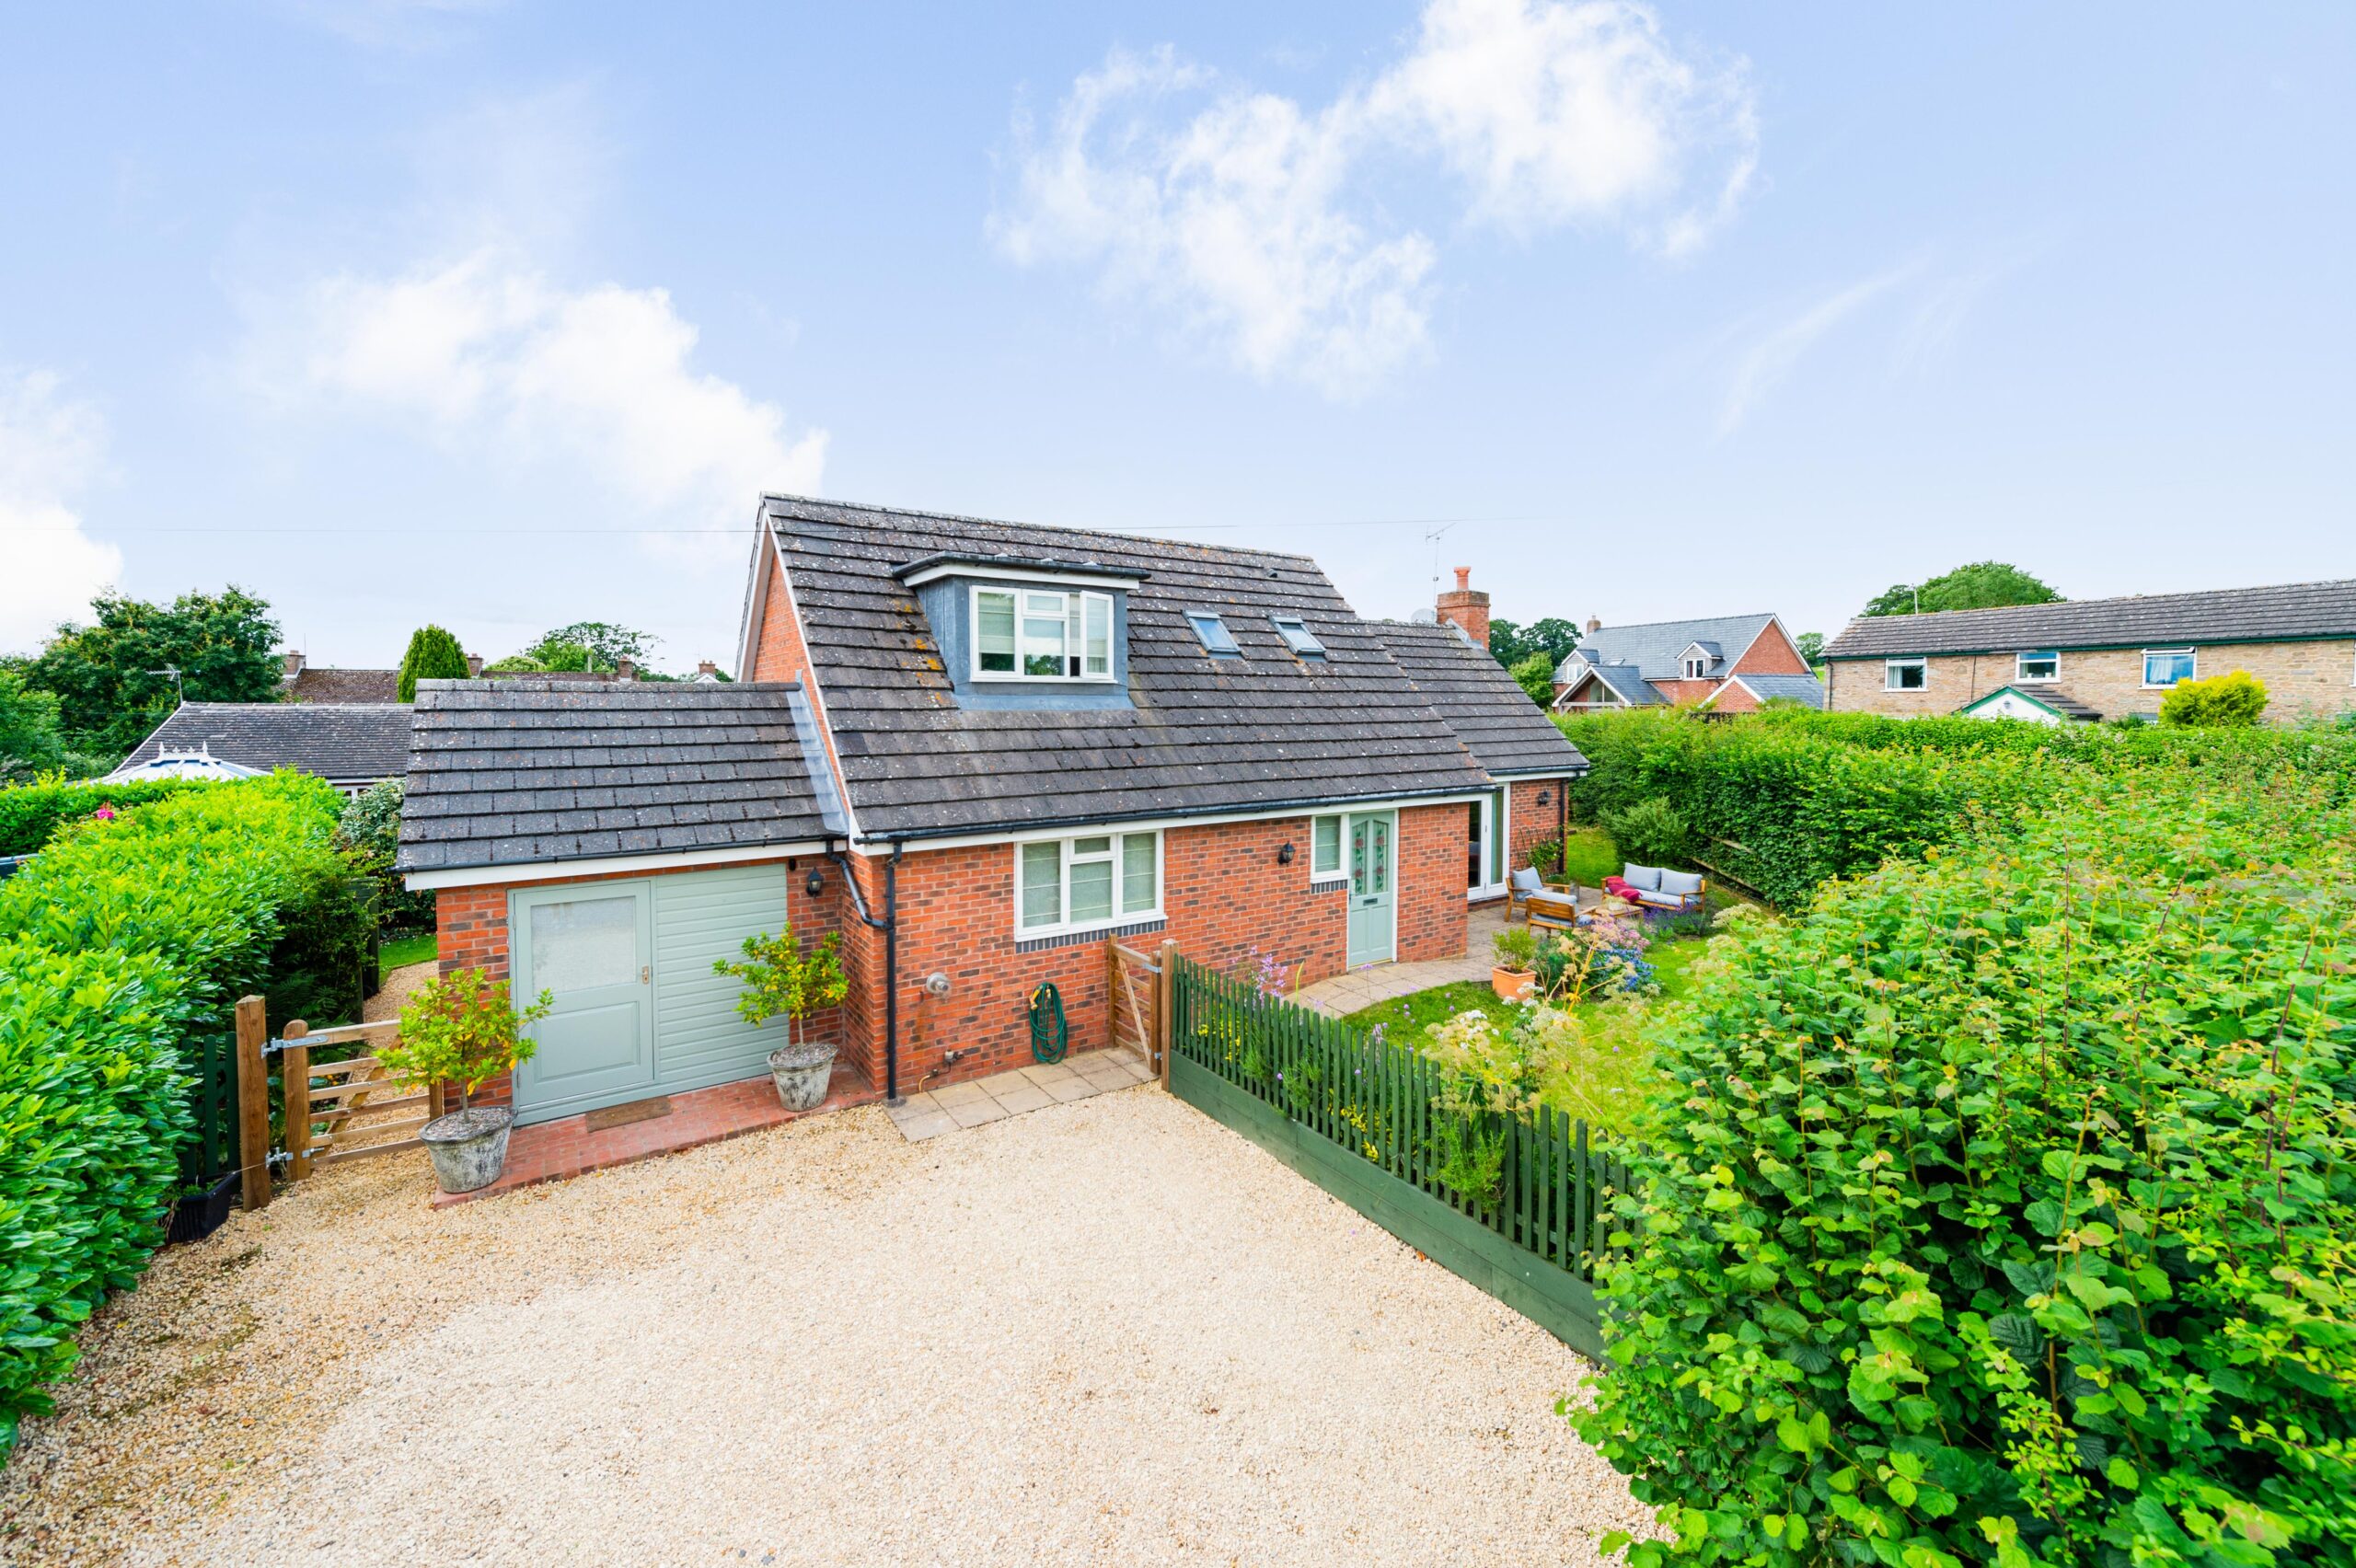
[2, 2, 2350, 671]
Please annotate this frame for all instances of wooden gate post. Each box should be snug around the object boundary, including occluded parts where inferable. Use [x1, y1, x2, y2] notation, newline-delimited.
[234, 995, 272, 1212]
[1156, 939, 1179, 1088]
[283, 1019, 311, 1181]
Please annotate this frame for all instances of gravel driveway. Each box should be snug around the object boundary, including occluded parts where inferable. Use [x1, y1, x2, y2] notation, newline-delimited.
[1, 1081, 1643, 1565]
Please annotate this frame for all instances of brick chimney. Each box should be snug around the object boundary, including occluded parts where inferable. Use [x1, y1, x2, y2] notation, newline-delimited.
[465, 653, 484, 677]
[1435, 567, 1491, 648]
[1586, 615, 1602, 635]
[697, 660, 718, 678]
[615, 658, 636, 682]
[282, 650, 305, 678]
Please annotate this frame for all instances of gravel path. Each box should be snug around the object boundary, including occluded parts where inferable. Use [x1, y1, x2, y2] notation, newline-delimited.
[1, 1085, 1643, 1565]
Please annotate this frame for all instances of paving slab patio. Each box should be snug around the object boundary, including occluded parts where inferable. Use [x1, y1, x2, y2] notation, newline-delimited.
[885, 1044, 1152, 1140]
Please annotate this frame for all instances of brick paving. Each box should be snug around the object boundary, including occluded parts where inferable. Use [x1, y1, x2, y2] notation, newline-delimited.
[1290, 899, 1514, 1018]
[884, 1044, 1152, 1141]
[431, 1062, 880, 1206]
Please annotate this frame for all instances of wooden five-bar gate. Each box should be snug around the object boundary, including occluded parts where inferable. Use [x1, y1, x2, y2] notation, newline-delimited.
[230, 993, 441, 1213]
[1105, 935, 1177, 1076]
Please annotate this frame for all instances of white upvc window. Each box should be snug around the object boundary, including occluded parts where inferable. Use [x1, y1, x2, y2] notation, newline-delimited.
[2017, 650, 2059, 682]
[1309, 814, 1345, 882]
[1886, 657, 1927, 691]
[2142, 648, 2196, 688]
[973, 586, 1114, 682]
[1015, 830, 1162, 936]
[1682, 656, 1709, 679]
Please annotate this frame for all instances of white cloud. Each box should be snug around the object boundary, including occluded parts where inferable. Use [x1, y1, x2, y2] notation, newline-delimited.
[1717, 263, 1923, 435]
[0, 372, 121, 655]
[992, 1, 1756, 396]
[268, 248, 826, 555]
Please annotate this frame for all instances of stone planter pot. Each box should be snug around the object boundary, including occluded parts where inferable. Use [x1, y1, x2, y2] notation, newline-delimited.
[420, 1106, 514, 1194]
[768, 1038, 839, 1112]
[1491, 966, 1535, 1002]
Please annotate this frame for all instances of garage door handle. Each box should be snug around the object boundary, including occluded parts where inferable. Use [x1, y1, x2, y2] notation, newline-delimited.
[641, 965, 651, 985]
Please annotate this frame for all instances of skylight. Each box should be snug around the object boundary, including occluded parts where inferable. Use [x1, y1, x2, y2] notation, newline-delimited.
[1186, 612, 1241, 657]
[1270, 615, 1325, 658]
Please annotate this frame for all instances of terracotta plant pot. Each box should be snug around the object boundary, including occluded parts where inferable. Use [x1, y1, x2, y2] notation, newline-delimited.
[420, 1106, 514, 1194]
[768, 1039, 839, 1112]
[1491, 966, 1535, 1001]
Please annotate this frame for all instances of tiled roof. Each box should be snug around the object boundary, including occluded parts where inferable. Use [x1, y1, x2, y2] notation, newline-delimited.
[1727, 673, 1827, 709]
[1571, 663, 1664, 706]
[1369, 621, 1588, 778]
[766, 495, 1492, 838]
[396, 681, 834, 875]
[283, 666, 401, 704]
[116, 703, 412, 783]
[1962, 685, 2103, 722]
[1824, 580, 2356, 658]
[1552, 613, 1780, 684]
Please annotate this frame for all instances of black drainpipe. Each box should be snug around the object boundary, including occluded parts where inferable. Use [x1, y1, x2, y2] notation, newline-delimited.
[826, 837, 907, 1107]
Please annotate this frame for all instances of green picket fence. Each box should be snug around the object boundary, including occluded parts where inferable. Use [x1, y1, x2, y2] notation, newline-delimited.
[1169, 956, 1632, 1293]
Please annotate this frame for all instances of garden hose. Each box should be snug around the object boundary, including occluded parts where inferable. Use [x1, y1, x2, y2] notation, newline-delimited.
[1028, 981, 1068, 1064]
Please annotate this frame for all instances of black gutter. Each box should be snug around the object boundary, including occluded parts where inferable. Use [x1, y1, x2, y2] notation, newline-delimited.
[826, 836, 907, 1107]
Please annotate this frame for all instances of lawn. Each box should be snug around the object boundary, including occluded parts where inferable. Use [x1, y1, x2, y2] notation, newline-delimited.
[1340, 978, 1515, 1038]
[1555, 825, 1620, 887]
[377, 928, 436, 983]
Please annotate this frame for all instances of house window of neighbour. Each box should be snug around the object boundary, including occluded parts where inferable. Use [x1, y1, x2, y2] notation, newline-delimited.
[1310, 814, 1344, 881]
[2143, 648, 2196, 687]
[1270, 616, 1326, 658]
[1186, 612, 1242, 657]
[973, 587, 1114, 682]
[1682, 656, 1709, 679]
[2017, 650, 2059, 682]
[1886, 658, 1927, 691]
[1016, 830, 1162, 935]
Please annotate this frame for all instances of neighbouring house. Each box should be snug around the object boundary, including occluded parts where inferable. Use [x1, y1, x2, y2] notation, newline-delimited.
[110, 701, 413, 796]
[1819, 578, 2356, 721]
[279, 649, 643, 702]
[394, 498, 1587, 1126]
[1550, 612, 1823, 714]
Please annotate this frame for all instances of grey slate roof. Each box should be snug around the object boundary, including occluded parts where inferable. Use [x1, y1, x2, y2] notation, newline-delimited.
[765, 495, 1493, 838]
[396, 681, 834, 874]
[1726, 673, 1827, 709]
[1553, 613, 1781, 685]
[1577, 663, 1664, 706]
[1824, 579, 2356, 659]
[1367, 621, 1588, 778]
[117, 702, 412, 783]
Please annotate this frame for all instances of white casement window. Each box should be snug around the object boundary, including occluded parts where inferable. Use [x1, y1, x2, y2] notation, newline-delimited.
[2017, 650, 2059, 682]
[973, 586, 1114, 682]
[1270, 615, 1326, 659]
[1309, 814, 1345, 882]
[2142, 648, 2196, 688]
[1016, 830, 1162, 936]
[1683, 657, 1709, 679]
[1886, 657, 1927, 691]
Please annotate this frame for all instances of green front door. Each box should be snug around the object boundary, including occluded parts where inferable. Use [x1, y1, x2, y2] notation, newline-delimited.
[1345, 811, 1396, 967]
[510, 882, 656, 1123]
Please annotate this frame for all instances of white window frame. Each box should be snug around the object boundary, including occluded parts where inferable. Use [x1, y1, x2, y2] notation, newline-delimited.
[1309, 814, 1345, 882]
[1270, 615, 1326, 658]
[1886, 657, 1928, 691]
[1682, 657, 1708, 679]
[1186, 611, 1242, 657]
[970, 585, 1115, 684]
[2142, 648, 2197, 689]
[2016, 649, 2060, 682]
[1013, 829, 1164, 938]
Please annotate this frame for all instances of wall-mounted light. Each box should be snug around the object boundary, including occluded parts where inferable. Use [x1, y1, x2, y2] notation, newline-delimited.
[804, 869, 826, 897]
[1276, 841, 1296, 865]
[1537, 790, 1552, 806]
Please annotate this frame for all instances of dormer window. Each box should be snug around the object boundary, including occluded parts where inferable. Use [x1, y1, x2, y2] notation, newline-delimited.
[1682, 655, 1709, 679]
[1270, 616, 1325, 659]
[973, 587, 1114, 682]
[1187, 612, 1241, 657]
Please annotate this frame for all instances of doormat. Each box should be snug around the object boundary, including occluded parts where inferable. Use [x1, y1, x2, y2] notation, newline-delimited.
[585, 1096, 675, 1132]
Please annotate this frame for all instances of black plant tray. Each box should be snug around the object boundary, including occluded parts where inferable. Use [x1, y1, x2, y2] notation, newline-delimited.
[166, 1171, 240, 1244]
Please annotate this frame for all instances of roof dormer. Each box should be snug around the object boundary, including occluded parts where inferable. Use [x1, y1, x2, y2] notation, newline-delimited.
[893, 551, 1145, 710]
[1678, 640, 1724, 680]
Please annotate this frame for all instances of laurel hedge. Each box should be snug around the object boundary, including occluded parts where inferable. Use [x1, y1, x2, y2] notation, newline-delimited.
[0, 776, 205, 857]
[0, 775, 367, 1455]
[1576, 771, 2356, 1566]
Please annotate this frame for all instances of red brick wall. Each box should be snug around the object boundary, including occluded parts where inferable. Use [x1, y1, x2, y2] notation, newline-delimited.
[1507, 778, 1565, 870]
[1394, 803, 1466, 963]
[431, 854, 840, 1110]
[1732, 621, 1810, 676]
[1710, 682, 1761, 714]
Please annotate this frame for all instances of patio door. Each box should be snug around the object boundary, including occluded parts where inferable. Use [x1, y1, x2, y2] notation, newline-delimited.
[1345, 812, 1396, 967]
[510, 882, 655, 1124]
[1467, 788, 1507, 899]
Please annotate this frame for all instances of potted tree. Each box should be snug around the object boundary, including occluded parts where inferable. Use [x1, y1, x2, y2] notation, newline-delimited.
[383, 968, 552, 1193]
[1491, 925, 1538, 1001]
[713, 923, 849, 1110]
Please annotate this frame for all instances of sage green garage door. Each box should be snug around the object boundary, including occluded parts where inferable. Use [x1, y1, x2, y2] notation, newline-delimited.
[509, 863, 793, 1125]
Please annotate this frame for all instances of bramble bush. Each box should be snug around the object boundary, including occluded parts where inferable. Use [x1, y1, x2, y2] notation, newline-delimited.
[0, 774, 204, 857]
[1574, 773, 2356, 1566]
[0, 775, 369, 1455]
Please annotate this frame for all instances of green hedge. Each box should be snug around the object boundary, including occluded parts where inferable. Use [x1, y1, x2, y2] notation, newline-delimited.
[1557, 709, 2356, 907]
[0, 776, 205, 858]
[0, 775, 369, 1456]
[1576, 772, 2356, 1566]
